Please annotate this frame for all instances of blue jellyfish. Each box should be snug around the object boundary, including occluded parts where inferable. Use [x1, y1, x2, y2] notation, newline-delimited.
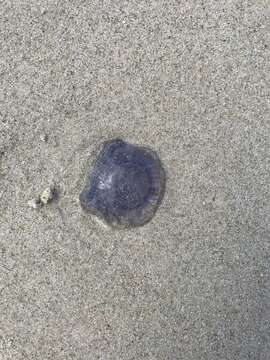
[80, 139, 165, 228]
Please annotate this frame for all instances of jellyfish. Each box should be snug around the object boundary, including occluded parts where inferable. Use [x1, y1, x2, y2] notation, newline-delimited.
[79, 139, 165, 228]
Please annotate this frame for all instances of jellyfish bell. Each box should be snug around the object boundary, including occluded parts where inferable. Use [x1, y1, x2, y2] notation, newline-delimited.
[80, 139, 165, 228]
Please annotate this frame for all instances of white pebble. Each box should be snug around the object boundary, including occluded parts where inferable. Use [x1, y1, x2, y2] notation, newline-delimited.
[40, 186, 55, 204]
[28, 198, 42, 209]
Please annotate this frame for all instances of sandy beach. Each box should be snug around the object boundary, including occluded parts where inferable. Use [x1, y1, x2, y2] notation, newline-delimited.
[1, 1, 270, 359]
